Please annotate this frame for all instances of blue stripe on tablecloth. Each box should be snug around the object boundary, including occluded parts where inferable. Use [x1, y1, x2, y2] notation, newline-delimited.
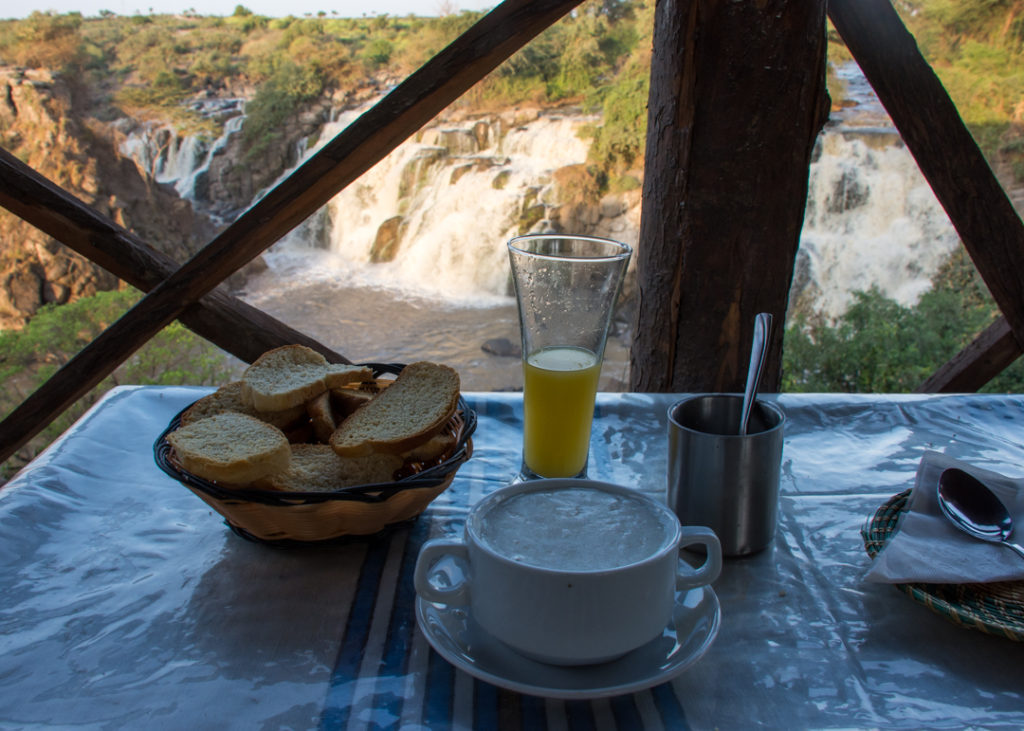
[368, 516, 433, 724]
[652, 682, 690, 728]
[519, 693, 546, 728]
[473, 679, 500, 728]
[423, 638, 456, 726]
[320, 537, 391, 730]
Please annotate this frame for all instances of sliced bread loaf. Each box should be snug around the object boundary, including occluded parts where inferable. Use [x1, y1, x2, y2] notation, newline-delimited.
[180, 381, 306, 430]
[265, 444, 404, 492]
[330, 387, 376, 418]
[330, 361, 460, 457]
[306, 390, 337, 443]
[167, 412, 291, 484]
[241, 345, 371, 411]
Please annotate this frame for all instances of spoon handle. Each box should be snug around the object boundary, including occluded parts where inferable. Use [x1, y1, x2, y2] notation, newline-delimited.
[1005, 540, 1024, 561]
[739, 312, 772, 436]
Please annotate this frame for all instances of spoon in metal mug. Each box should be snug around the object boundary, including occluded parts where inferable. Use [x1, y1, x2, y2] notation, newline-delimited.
[937, 467, 1024, 560]
[739, 312, 773, 436]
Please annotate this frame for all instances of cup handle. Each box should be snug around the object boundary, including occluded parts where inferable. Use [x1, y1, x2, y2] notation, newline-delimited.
[414, 538, 471, 606]
[676, 526, 723, 590]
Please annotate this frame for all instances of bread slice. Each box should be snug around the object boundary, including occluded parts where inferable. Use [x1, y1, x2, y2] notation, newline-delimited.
[241, 345, 330, 412]
[401, 432, 456, 461]
[306, 390, 338, 443]
[167, 412, 291, 485]
[330, 362, 460, 457]
[266, 444, 404, 492]
[324, 363, 374, 389]
[241, 345, 371, 412]
[330, 387, 376, 418]
[180, 381, 306, 430]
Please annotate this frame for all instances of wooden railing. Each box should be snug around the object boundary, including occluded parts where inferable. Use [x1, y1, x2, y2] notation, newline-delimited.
[1, 0, 1022, 467]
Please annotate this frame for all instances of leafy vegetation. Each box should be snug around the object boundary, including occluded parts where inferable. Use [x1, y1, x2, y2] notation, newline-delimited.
[0, 1, 651, 178]
[783, 248, 1024, 393]
[0, 289, 238, 480]
[900, 0, 1024, 178]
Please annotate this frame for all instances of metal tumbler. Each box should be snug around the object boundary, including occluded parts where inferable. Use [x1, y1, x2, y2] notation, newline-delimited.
[667, 394, 785, 557]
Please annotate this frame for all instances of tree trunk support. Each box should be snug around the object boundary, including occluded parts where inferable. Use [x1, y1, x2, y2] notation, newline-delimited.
[631, 0, 830, 393]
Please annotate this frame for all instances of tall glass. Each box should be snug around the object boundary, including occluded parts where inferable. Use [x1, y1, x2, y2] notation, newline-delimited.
[508, 234, 632, 479]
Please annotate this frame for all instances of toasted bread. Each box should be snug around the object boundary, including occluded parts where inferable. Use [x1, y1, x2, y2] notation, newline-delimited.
[330, 387, 376, 418]
[401, 432, 456, 461]
[167, 412, 291, 485]
[266, 444, 404, 492]
[241, 345, 371, 412]
[306, 390, 337, 443]
[180, 381, 306, 430]
[330, 362, 460, 457]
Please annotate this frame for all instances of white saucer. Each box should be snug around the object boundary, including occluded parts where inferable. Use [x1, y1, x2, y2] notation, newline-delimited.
[415, 585, 721, 700]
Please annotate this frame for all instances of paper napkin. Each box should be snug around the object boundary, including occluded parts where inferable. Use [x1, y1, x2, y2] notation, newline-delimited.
[864, 451, 1024, 584]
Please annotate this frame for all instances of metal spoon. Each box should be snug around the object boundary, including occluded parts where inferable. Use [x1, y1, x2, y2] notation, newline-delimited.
[937, 467, 1024, 560]
[739, 312, 773, 435]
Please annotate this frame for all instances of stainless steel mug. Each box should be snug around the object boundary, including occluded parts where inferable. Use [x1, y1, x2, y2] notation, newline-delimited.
[667, 394, 785, 557]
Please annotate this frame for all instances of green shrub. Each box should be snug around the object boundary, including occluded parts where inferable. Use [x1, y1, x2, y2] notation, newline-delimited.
[781, 248, 1022, 393]
[3, 11, 85, 70]
[242, 59, 325, 158]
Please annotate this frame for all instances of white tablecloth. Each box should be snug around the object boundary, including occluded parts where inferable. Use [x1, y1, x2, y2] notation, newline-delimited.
[1, 386, 1022, 729]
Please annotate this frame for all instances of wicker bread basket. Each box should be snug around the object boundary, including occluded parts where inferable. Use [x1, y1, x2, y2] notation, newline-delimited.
[154, 363, 476, 545]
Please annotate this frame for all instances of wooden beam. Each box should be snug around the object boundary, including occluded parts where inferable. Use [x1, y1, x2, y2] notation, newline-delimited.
[0, 0, 585, 464]
[630, 0, 830, 392]
[0, 147, 350, 365]
[917, 316, 1021, 393]
[828, 0, 1024, 391]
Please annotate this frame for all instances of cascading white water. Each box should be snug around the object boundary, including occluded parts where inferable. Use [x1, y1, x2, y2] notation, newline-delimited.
[799, 129, 959, 318]
[126, 64, 961, 323]
[267, 111, 594, 304]
[118, 99, 245, 202]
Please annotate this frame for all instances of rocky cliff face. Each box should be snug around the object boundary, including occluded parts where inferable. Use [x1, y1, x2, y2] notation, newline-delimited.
[0, 66, 215, 329]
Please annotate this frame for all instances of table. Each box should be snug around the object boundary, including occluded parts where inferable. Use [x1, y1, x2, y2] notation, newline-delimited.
[1, 386, 1022, 729]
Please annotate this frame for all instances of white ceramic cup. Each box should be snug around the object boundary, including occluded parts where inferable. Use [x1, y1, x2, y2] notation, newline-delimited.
[414, 479, 722, 666]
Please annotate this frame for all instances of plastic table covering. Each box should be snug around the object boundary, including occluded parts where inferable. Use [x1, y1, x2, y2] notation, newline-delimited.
[1, 386, 1022, 730]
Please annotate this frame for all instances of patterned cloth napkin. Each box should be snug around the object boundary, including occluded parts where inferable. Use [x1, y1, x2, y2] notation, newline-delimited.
[864, 451, 1024, 584]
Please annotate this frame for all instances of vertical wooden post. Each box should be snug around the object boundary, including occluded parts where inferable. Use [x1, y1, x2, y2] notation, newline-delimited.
[631, 0, 829, 393]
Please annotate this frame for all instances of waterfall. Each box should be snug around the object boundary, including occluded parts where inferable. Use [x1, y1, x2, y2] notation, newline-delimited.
[119, 99, 245, 203]
[114, 63, 961, 319]
[797, 129, 959, 320]
[267, 110, 596, 304]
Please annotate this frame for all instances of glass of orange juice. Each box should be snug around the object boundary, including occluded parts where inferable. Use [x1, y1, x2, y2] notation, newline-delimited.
[508, 234, 632, 479]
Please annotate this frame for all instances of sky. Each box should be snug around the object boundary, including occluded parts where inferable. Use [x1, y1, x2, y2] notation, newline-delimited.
[3, 0, 497, 20]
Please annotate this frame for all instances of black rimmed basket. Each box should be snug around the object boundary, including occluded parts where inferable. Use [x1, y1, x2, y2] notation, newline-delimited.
[154, 363, 476, 545]
[862, 489, 1024, 642]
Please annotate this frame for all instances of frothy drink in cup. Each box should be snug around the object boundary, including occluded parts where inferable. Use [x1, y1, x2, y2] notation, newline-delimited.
[414, 479, 722, 666]
[477, 486, 671, 571]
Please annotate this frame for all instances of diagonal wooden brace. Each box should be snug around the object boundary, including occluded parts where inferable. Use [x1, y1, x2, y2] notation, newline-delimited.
[0, 0, 586, 465]
[0, 147, 350, 366]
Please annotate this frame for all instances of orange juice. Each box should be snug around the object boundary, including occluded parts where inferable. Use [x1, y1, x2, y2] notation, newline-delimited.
[522, 346, 602, 477]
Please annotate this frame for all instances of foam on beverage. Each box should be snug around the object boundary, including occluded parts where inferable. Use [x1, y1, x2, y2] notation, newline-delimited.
[476, 487, 671, 571]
